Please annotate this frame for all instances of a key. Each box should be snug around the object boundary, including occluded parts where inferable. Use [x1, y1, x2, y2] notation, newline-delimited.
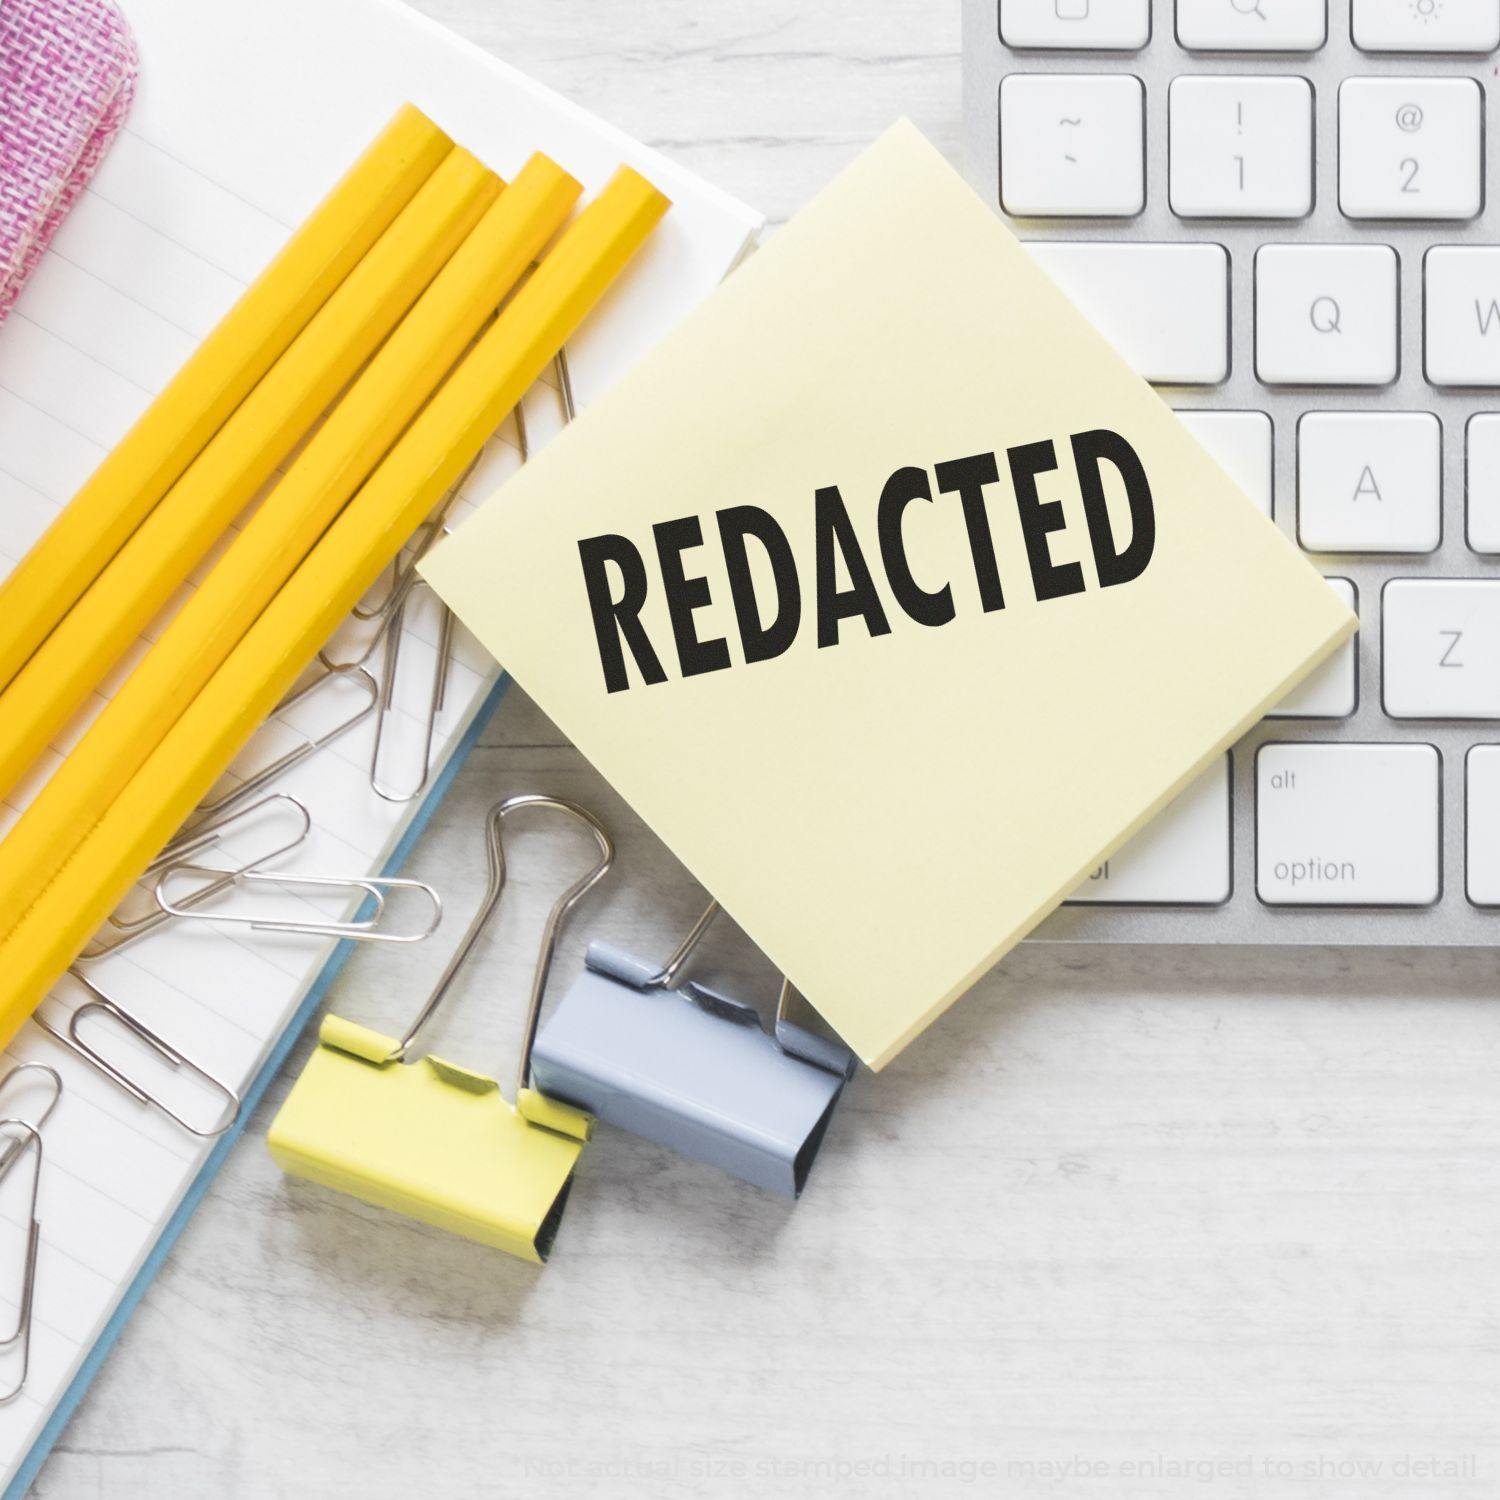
[1255, 244, 1398, 386]
[1426, 247, 1500, 387]
[1465, 747, 1500, 904]
[1383, 579, 1500, 718]
[1068, 757, 1230, 905]
[1177, 0, 1327, 52]
[1467, 415, 1500, 553]
[1353, 0, 1500, 53]
[1001, 0, 1151, 50]
[1339, 78, 1482, 222]
[1174, 409, 1272, 515]
[1297, 411, 1440, 553]
[1028, 242, 1229, 384]
[1256, 742, 1440, 906]
[1269, 578, 1357, 717]
[1001, 74, 1145, 217]
[1169, 76, 1314, 220]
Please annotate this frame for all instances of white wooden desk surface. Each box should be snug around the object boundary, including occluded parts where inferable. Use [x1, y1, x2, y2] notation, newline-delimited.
[34, 4, 1500, 1496]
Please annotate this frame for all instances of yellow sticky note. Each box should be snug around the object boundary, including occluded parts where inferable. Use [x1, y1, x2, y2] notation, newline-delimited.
[421, 121, 1354, 1070]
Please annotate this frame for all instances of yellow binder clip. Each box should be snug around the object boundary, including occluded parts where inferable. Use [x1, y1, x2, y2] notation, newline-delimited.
[267, 794, 614, 1263]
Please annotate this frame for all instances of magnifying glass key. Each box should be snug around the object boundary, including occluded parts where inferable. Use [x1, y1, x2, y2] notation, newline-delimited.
[1177, 0, 1328, 51]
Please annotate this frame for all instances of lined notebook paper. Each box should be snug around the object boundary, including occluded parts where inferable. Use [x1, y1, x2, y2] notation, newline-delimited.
[0, 0, 760, 1486]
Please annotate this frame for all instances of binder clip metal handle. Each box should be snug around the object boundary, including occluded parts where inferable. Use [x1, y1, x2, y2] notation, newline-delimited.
[533, 898, 857, 1198]
[623, 899, 856, 1077]
[639, 899, 722, 989]
[388, 793, 614, 1097]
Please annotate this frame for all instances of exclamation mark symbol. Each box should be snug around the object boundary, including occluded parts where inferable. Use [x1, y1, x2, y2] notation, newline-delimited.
[1234, 100, 1245, 193]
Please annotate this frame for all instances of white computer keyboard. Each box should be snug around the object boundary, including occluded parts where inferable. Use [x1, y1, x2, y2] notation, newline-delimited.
[963, 0, 1500, 943]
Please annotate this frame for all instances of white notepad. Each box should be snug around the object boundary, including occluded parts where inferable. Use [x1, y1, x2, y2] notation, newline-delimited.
[0, 0, 760, 1486]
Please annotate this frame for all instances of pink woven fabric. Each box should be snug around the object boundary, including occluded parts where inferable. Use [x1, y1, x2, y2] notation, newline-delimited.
[0, 0, 138, 321]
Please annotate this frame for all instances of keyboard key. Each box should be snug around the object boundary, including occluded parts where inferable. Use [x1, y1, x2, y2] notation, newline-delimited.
[1269, 578, 1357, 717]
[1338, 78, 1483, 221]
[1169, 75, 1314, 219]
[1255, 244, 1398, 386]
[1465, 746, 1500, 904]
[1001, 74, 1145, 217]
[1297, 411, 1441, 552]
[1384, 579, 1500, 718]
[1177, 0, 1327, 52]
[1174, 409, 1272, 515]
[1001, 0, 1151, 49]
[1426, 247, 1500, 386]
[1028, 242, 1229, 384]
[1353, 0, 1500, 53]
[1467, 415, 1500, 552]
[1257, 743, 1440, 906]
[1070, 757, 1230, 905]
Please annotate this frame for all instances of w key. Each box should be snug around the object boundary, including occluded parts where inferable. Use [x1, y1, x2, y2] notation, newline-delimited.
[1383, 580, 1500, 718]
[1427, 248, 1500, 386]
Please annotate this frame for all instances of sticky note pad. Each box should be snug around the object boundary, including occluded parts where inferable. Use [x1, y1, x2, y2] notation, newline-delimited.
[422, 121, 1354, 1069]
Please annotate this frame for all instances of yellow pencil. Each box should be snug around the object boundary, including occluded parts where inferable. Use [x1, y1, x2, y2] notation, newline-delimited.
[0, 153, 583, 944]
[0, 104, 451, 697]
[0, 146, 500, 803]
[0, 166, 670, 1042]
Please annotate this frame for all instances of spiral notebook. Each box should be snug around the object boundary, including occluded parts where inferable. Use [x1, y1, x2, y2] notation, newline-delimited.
[0, 0, 760, 1490]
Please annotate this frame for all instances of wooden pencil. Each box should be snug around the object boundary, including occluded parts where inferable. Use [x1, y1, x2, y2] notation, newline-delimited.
[0, 153, 582, 943]
[0, 144, 499, 801]
[0, 104, 451, 696]
[0, 166, 670, 1040]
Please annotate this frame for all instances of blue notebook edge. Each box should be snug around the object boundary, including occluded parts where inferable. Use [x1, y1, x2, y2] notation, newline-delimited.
[6, 675, 511, 1499]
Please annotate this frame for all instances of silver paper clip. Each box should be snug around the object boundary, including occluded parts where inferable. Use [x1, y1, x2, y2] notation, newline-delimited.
[38, 973, 240, 1138]
[531, 899, 856, 1198]
[153, 862, 442, 945]
[321, 450, 481, 676]
[324, 454, 478, 800]
[0, 1063, 61, 1176]
[193, 662, 377, 824]
[511, 347, 576, 455]
[368, 578, 454, 805]
[362, 349, 573, 805]
[555, 346, 577, 423]
[363, 351, 571, 803]
[79, 794, 313, 961]
[0, 1120, 42, 1405]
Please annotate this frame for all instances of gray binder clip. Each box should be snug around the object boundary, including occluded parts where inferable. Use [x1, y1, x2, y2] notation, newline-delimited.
[530, 900, 856, 1198]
